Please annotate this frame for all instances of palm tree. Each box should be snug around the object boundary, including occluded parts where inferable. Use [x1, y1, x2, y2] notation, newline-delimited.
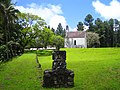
[0, 0, 19, 60]
[0, 0, 19, 44]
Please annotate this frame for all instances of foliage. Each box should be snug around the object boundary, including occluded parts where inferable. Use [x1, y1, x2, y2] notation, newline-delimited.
[84, 14, 94, 26]
[24, 50, 37, 54]
[38, 27, 54, 49]
[56, 23, 66, 38]
[117, 27, 120, 46]
[51, 35, 64, 50]
[24, 50, 52, 56]
[84, 14, 94, 32]
[0, 45, 9, 61]
[0, 41, 22, 62]
[37, 50, 52, 56]
[77, 14, 120, 47]
[51, 27, 55, 34]
[0, 0, 22, 62]
[0, 0, 19, 44]
[17, 13, 46, 51]
[86, 32, 100, 48]
[77, 22, 84, 31]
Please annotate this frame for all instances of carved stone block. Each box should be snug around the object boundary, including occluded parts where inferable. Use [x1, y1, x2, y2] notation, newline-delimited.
[43, 50, 74, 88]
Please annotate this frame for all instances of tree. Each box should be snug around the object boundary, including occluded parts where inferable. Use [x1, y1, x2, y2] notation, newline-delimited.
[86, 32, 100, 48]
[117, 30, 120, 46]
[117, 21, 120, 46]
[77, 22, 84, 31]
[84, 14, 94, 32]
[108, 19, 114, 47]
[0, 0, 20, 61]
[94, 18, 104, 47]
[84, 14, 94, 26]
[95, 18, 103, 33]
[17, 13, 46, 52]
[0, 0, 19, 44]
[51, 35, 64, 50]
[56, 23, 65, 38]
[94, 18, 113, 47]
[39, 27, 54, 49]
[51, 28, 55, 34]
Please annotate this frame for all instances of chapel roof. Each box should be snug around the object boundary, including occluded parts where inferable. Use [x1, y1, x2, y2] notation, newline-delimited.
[66, 31, 86, 38]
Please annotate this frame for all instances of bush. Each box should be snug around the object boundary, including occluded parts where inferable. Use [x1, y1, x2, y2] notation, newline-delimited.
[24, 50, 52, 56]
[87, 32, 100, 48]
[24, 50, 36, 53]
[0, 45, 9, 62]
[51, 35, 64, 50]
[0, 41, 22, 62]
[37, 50, 52, 56]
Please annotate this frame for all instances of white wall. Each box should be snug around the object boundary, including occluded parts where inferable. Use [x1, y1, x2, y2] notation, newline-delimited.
[65, 38, 87, 48]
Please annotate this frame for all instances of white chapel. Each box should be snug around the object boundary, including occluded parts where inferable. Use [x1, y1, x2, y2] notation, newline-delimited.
[64, 31, 87, 48]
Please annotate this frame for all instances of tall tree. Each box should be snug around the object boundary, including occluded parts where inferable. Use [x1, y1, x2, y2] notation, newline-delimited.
[113, 19, 119, 46]
[117, 21, 120, 46]
[0, 0, 20, 60]
[95, 18, 103, 33]
[94, 18, 102, 46]
[104, 21, 110, 47]
[84, 14, 94, 32]
[0, 0, 19, 43]
[108, 19, 114, 47]
[56, 23, 65, 37]
[17, 13, 46, 52]
[77, 22, 84, 31]
[40, 27, 54, 49]
[51, 28, 55, 34]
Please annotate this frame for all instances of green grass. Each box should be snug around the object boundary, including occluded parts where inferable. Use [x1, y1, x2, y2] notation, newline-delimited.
[0, 48, 120, 90]
[0, 54, 42, 90]
[39, 48, 120, 90]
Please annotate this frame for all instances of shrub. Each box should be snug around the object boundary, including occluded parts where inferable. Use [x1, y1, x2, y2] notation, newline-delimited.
[37, 50, 52, 56]
[0, 41, 22, 62]
[0, 45, 9, 62]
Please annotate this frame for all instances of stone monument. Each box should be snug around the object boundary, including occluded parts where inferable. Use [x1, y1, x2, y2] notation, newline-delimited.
[43, 50, 74, 88]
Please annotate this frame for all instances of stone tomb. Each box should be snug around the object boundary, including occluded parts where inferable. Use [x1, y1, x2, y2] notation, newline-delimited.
[43, 50, 74, 88]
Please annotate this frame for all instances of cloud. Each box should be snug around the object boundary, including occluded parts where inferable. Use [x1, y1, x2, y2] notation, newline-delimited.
[92, 0, 120, 20]
[15, 3, 67, 30]
[49, 15, 67, 29]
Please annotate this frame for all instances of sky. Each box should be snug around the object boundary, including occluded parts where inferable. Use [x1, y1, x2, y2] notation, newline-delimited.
[12, 0, 120, 31]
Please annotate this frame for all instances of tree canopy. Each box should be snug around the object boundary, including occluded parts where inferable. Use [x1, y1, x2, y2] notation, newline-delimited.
[77, 14, 120, 47]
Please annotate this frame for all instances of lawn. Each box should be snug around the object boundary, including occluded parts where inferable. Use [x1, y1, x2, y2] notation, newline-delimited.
[0, 48, 120, 90]
[0, 54, 42, 90]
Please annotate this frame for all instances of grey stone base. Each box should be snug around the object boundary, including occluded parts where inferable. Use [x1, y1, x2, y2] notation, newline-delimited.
[43, 69, 74, 88]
